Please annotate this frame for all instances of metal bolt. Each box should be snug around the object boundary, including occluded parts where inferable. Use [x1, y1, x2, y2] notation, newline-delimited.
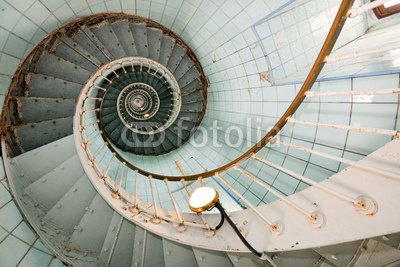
[104, 248, 109, 252]
[167, 251, 171, 256]
[137, 241, 142, 246]
[199, 256, 204, 262]
[57, 205, 62, 209]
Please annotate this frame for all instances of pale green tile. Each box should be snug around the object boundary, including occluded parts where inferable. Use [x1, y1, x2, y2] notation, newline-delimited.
[12, 222, 37, 245]
[0, 54, 21, 76]
[0, 1, 22, 31]
[18, 247, 53, 267]
[0, 235, 30, 266]
[3, 34, 29, 58]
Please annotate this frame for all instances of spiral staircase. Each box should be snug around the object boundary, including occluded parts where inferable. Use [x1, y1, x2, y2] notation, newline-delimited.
[1, 0, 400, 266]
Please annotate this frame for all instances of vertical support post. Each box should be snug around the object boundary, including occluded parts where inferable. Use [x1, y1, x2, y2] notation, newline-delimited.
[148, 175, 161, 224]
[112, 162, 126, 199]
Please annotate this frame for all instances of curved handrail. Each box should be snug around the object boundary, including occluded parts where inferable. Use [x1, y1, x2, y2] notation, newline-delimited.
[92, 0, 356, 181]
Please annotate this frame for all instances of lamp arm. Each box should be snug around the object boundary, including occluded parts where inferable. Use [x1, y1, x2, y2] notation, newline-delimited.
[214, 201, 262, 258]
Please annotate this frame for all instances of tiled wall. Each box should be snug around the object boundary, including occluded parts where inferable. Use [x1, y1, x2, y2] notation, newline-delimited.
[253, 0, 368, 84]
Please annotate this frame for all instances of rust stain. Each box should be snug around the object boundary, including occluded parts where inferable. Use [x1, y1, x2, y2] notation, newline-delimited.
[174, 161, 188, 176]
[259, 71, 271, 83]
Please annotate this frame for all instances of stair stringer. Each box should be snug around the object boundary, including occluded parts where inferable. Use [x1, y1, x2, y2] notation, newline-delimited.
[75, 104, 400, 253]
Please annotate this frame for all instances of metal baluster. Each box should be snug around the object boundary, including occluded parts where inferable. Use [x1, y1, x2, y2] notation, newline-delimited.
[93, 85, 107, 91]
[148, 175, 161, 224]
[79, 119, 100, 132]
[81, 131, 102, 149]
[215, 173, 283, 236]
[101, 152, 116, 183]
[112, 162, 126, 199]
[348, 0, 391, 18]
[89, 142, 108, 165]
[251, 153, 378, 216]
[287, 116, 400, 137]
[79, 108, 99, 116]
[269, 138, 400, 181]
[305, 88, 400, 97]
[164, 179, 186, 232]
[128, 170, 139, 215]
[233, 165, 326, 228]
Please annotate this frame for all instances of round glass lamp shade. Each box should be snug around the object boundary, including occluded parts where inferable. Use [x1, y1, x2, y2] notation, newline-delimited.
[189, 187, 219, 212]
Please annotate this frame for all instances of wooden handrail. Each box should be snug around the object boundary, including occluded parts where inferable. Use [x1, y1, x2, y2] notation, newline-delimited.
[95, 0, 356, 181]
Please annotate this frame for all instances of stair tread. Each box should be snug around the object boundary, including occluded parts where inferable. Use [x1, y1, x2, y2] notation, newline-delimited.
[110, 20, 138, 57]
[130, 23, 149, 58]
[167, 43, 187, 74]
[108, 219, 136, 266]
[36, 50, 92, 84]
[53, 38, 98, 73]
[80, 26, 114, 61]
[91, 21, 126, 59]
[65, 194, 114, 256]
[158, 36, 174, 66]
[13, 116, 73, 153]
[25, 72, 83, 99]
[147, 27, 162, 61]
[58, 36, 102, 67]
[72, 28, 110, 64]
[12, 96, 76, 124]
[13, 135, 76, 181]
[24, 154, 84, 208]
[43, 174, 97, 233]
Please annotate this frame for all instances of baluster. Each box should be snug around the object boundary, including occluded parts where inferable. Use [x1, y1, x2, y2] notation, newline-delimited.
[112, 162, 126, 199]
[148, 175, 161, 224]
[233, 165, 326, 228]
[100, 152, 116, 183]
[215, 173, 283, 236]
[251, 153, 378, 216]
[164, 179, 186, 232]
[81, 131, 102, 149]
[286, 116, 400, 137]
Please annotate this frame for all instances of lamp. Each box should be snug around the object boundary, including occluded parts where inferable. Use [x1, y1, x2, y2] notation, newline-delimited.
[189, 187, 267, 259]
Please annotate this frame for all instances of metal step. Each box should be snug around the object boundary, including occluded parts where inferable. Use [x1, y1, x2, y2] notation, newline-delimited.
[167, 43, 187, 74]
[79, 26, 114, 61]
[23, 154, 84, 206]
[91, 21, 126, 59]
[147, 27, 162, 61]
[158, 36, 174, 66]
[13, 135, 76, 181]
[162, 238, 197, 267]
[57, 36, 102, 67]
[98, 212, 124, 265]
[42, 174, 97, 233]
[192, 247, 234, 267]
[36, 51, 92, 84]
[110, 19, 138, 57]
[108, 219, 136, 266]
[25, 72, 83, 99]
[53, 38, 99, 72]
[130, 23, 149, 58]
[64, 194, 114, 261]
[12, 97, 75, 124]
[13, 116, 73, 152]
[72, 27, 110, 64]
